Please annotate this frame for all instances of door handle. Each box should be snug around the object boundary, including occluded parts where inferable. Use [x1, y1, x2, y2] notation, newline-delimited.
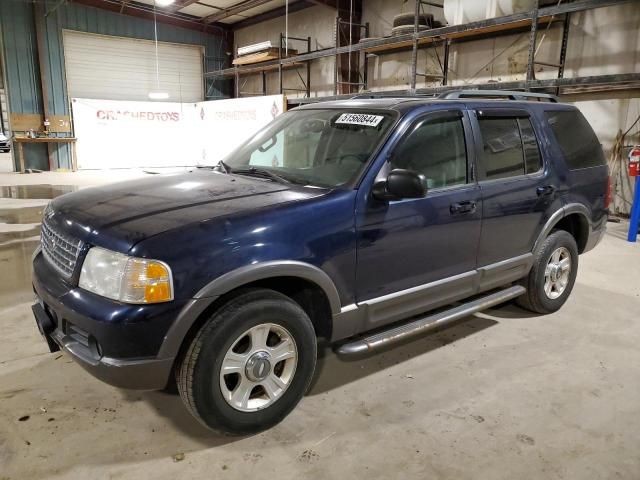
[536, 185, 556, 197]
[450, 201, 476, 215]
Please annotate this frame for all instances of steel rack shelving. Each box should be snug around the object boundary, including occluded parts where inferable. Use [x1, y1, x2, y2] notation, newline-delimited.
[203, 0, 639, 105]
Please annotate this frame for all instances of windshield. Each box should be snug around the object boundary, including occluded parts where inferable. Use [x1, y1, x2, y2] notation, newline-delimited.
[221, 109, 396, 187]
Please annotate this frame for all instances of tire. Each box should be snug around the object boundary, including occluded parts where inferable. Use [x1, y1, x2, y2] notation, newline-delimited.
[517, 230, 579, 314]
[393, 12, 434, 28]
[176, 288, 317, 435]
[391, 25, 430, 36]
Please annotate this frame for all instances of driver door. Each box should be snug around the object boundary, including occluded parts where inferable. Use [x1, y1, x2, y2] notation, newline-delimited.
[355, 110, 482, 329]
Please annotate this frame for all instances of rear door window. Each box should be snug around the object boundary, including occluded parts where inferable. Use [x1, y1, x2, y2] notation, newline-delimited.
[544, 110, 605, 169]
[477, 116, 542, 180]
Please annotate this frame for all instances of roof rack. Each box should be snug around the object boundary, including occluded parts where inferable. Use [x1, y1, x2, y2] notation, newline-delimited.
[349, 93, 438, 100]
[438, 90, 558, 102]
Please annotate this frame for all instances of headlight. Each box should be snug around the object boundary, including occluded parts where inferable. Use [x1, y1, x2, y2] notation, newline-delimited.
[79, 247, 173, 304]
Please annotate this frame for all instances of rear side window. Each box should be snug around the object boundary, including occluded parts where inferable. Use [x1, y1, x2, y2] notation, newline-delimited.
[544, 110, 605, 169]
[478, 116, 542, 180]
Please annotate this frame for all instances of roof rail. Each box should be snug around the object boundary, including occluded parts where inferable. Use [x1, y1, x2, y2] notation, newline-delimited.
[438, 90, 558, 103]
[350, 93, 437, 100]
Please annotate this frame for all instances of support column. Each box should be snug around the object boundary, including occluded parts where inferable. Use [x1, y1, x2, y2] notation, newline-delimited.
[525, 0, 539, 90]
[34, 2, 54, 170]
[336, 0, 362, 95]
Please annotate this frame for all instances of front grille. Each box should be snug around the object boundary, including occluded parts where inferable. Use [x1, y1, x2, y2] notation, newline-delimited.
[41, 217, 83, 279]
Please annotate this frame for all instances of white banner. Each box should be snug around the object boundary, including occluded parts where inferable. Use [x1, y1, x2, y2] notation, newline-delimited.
[195, 95, 285, 165]
[71, 95, 285, 169]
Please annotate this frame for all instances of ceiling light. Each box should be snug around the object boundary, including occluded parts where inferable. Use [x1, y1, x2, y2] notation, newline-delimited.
[155, 0, 175, 6]
[148, 92, 169, 100]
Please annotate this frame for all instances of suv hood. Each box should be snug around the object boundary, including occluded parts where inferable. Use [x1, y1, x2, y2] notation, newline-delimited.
[51, 171, 324, 251]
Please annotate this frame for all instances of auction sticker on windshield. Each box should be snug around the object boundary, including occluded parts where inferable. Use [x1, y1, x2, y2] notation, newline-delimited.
[335, 113, 384, 127]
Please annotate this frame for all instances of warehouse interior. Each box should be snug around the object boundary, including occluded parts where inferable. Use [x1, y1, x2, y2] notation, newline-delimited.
[1, 0, 639, 478]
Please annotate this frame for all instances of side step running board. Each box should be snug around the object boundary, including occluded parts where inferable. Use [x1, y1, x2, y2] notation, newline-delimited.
[335, 285, 526, 355]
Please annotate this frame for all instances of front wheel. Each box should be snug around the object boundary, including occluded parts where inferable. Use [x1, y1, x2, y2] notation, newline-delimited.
[176, 289, 317, 435]
[517, 230, 579, 314]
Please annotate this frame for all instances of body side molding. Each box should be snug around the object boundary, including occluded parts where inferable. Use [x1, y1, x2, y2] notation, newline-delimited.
[336, 285, 527, 355]
[330, 254, 533, 342]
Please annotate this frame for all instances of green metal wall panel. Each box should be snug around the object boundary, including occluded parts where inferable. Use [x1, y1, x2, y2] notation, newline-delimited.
[0, 0, 48, 170]
[0, 0, 228, 170]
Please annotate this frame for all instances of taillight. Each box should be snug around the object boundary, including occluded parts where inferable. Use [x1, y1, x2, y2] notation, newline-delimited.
[605, 175, 612, 210]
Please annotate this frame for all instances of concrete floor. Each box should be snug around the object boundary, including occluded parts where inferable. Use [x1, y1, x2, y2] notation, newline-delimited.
[1, 172, 639, 480]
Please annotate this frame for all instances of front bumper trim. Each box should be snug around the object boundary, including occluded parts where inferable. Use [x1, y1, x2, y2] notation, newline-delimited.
[49, 326, 174, 390]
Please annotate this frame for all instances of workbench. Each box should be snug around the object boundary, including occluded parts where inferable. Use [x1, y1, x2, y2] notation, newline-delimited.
[13, 136, 78, 173]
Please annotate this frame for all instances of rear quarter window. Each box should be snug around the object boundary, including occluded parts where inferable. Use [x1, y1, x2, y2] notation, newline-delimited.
[544, 110, 606, 169]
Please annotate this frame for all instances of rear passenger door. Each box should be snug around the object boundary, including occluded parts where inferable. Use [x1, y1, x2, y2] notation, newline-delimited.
[470, 108, 560, 268]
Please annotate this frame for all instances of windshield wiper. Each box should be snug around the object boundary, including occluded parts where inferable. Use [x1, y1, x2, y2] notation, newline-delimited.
[196, 160, 231, 173]
[217, 160, 231, 173]
[231, 167, 291, 184]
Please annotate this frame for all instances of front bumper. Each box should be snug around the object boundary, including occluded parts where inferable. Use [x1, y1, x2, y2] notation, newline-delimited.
[33, 299, 174, 389]
[32, 251, 189, 390]
[32, 296, 176, 390]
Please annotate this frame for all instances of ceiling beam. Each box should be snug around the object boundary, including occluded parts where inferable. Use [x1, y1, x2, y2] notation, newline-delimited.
[71, 0, 230, 36]
[231, 0, 316, 30]
[306, 0, 338, 9]
[165, 0, 202, 13]
[203, 0, 276, 24]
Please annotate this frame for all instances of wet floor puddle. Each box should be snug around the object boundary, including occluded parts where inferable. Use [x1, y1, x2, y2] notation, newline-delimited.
[0, 205, 47, 225]
[0, 185, 77, 301]
[0, 184, 78, 200]
[0, 238, 39, 305]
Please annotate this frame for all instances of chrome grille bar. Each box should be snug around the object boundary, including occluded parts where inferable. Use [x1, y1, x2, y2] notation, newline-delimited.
[41, 217, 83, 279]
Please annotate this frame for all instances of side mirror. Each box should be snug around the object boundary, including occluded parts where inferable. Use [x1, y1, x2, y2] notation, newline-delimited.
[372, 168, 427, 201]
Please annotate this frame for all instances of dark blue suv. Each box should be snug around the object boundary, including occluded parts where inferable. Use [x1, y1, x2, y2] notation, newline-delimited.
[32, 91, 609, 434]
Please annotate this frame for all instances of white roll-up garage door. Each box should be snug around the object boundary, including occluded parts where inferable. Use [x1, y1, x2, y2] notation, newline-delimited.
[62, 30, 204, 102]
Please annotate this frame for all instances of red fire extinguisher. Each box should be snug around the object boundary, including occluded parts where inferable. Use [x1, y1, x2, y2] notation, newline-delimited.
[629, 146, 640, 177]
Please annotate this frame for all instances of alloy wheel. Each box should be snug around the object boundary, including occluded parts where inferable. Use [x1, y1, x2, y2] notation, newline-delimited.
[543, 246, 572, 300]
[219, 323, 298, 412]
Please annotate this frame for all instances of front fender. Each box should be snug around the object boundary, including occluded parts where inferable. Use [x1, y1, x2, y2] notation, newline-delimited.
[156, 260, 342, 360]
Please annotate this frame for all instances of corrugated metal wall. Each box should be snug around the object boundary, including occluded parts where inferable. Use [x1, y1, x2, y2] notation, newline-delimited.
[0, 0, 229, 170]
[0, 0, 48, 169]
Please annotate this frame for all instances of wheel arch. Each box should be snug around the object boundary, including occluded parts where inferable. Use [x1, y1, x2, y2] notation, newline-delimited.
[533, 203, 591, 254]
[158, 261, 341, 360]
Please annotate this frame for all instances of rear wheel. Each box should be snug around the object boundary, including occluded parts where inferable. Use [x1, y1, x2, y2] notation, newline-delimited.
[517, 230, 579, 314]
[176, 289, 317, 435]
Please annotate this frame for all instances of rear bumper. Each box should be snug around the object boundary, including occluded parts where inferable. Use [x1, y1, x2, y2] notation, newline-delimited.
[583, 214, 607, 253]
